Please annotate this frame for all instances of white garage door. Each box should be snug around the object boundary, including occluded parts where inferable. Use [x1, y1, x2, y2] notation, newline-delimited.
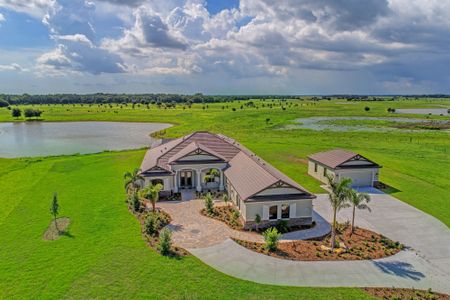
[340, 170, 373, 187]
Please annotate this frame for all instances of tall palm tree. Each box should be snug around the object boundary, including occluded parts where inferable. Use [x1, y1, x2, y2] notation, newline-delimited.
[326, 174, 352, 250]
[348, 189, 371, 235]
[124, 168, 144, 194]
[140, 183, 163, 211]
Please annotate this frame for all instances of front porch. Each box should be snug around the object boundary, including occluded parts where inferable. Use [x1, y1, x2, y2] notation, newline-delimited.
[173, 167, 225, 193]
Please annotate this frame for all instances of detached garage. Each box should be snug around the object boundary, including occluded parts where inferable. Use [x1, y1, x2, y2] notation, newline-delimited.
[307, 149, 381, 187]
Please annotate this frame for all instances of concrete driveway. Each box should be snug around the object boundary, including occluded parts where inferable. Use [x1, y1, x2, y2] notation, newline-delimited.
[190, 191, 450, 293]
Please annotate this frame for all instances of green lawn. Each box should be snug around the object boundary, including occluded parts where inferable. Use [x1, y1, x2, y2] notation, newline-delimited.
[0, 151, 373, 299]
[0, 98, 449, 298]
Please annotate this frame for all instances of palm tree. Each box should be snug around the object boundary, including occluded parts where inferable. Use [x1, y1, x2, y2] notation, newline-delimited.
[140, 183, 163, 211]
[348, 189, 371, 235]
[326, 174, 352, 250]
[204, 168, 220, 184]
[124, 168, 144, 194]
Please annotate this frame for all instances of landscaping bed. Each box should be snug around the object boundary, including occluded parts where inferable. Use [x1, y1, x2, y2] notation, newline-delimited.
[43, 217, 71, 240]
[233, 225, 403, 261]
[200, 205, 243, 230]
[363, 287, 449, 300]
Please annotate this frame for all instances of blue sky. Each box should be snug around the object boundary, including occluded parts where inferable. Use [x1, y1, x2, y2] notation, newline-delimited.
[0, 0, 450, 94]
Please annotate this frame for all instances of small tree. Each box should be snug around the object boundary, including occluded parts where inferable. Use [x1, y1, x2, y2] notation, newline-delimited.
[50, 193, 60, 233]
[124, 168, 144, 195]
[348, 189, 371, 235]
[222, 194, 229, 206]
[326, 174, 351, 250]
[11, 108, 21, 119]
[140, 183, 163, 211]
[364, 106, 370, 112]
[254, 213, 261, 232]
[263, 227, 281, 251]
[204, 192, 214, 215]
[144, 212, 160, 236]
[129, 192, 141, 212]
[159, 228, 172, 255]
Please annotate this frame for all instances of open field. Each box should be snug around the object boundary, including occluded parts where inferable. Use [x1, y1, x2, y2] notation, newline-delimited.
[0, 98, 449, 298]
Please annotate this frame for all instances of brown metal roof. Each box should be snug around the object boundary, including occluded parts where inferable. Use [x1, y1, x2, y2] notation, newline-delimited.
[141, 131, 314, 200]
[308, 149, 360, 169]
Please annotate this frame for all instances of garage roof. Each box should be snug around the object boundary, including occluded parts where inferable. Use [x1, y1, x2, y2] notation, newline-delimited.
[308, 149, 380, 169]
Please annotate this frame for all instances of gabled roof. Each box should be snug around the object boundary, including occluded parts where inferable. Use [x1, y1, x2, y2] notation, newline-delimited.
[308, 149, 380, 169]
[140, 131, 314, 201]
[168, 141, 227, 163]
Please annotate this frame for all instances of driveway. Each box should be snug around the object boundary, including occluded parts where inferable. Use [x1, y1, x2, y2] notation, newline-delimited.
[189, 191, 450, 293]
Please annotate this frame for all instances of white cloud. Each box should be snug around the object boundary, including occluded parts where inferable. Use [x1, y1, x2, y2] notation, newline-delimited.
[0, 63, 28, 72]
[0, 12, 5, 23]
[0, 0, 53, 18]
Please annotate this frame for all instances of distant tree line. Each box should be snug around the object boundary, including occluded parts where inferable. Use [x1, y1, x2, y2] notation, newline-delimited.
[0, 93, 308, 105]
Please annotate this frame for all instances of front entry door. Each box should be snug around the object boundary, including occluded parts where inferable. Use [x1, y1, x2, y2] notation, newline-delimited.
[180, 171, 193, 189]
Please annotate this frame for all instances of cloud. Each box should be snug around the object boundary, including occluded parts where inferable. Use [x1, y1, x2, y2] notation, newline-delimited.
[0, 0, 53, 18]
[0, 12, 5, 23]
[0, 63, 28, 72]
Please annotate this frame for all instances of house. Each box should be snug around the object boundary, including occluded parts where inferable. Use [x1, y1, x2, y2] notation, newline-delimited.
[307, 149, 381, 187]
[140, 131, 315, 229]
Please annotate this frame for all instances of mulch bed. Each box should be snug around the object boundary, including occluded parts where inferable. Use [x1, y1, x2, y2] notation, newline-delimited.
[43, 217, 71, 240]
[131, 204, 189, 257]
[233, 225, 404, 261]
[200, 206, 243, 230]
[363, 287, 449, 300]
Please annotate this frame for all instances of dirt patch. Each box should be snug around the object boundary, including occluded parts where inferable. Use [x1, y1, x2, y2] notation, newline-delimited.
[286, 155, 308, 165]
[43, 217, 71, 240]
[200, 206, 243, 230]
[363, 287, 449, 300]
[234, 225, 403, 261]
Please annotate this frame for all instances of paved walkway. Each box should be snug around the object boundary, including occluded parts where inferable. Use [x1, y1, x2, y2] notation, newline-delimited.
[189, 191, 450, 293]
[158, 199, 329, 249]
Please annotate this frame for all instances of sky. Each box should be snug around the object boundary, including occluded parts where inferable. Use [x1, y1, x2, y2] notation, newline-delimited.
[0, 0, 450, 95]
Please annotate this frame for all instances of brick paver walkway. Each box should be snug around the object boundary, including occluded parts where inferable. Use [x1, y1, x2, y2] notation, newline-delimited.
[158, 199, 263, 249]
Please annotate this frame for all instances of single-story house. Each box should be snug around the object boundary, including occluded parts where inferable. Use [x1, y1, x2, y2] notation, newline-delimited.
[140, 131, 315, 229]
[307, 149, 381, 187]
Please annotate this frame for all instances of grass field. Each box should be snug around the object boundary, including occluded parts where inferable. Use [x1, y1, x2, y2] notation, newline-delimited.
[0, 98, 449, 299]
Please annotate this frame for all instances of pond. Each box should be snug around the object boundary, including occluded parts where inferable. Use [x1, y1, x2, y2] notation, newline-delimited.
[395, 108, 448, 116]
[0, 121, 171, 158]
[283, 116, 448, 132]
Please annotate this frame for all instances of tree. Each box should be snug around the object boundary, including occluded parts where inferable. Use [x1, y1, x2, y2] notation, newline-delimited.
[50, 193, 60, 233]
[11, 108, 21, 119]
[0, 99, 10, 107]
[254, 213, 261, 232]
[124, 168, 144, 194]
[140, 183, 163, 211]
[159, 228, 172, 255]
[204, 168, 219, 184]
[348, 189, 371, 235]
[326, 174, 351, 250]
[144, 212, 160, 236]
[203, 192, 214, 215]
[364, 106, 370, 112]
[23, 108, 42, 119]
[263, 227, 281, 251]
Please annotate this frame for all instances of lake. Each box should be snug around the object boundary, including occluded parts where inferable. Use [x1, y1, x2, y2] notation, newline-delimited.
[0, 122, 171, 158]
[395, 108, 448, 116]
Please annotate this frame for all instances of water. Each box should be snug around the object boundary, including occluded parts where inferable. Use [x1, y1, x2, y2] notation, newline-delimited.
[395, 108, 448, 116]
[284, 116, 448, 132]
[0, 121, 171, 158]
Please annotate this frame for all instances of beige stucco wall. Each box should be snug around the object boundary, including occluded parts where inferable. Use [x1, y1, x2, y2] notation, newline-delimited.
[308, 160, 335, 184]
[143, 175, 174, 192]
[243, 199, 312, 222]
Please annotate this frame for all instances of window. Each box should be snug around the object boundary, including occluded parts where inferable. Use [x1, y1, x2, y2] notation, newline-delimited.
[269, 205, 278, 220]
[151, 179, 164, 189]
[314, 163, 318, 172]
[281, 204, 290, 219]
[323, 168, 327, 177]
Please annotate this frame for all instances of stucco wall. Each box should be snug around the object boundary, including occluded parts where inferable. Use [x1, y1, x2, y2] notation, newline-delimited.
[244, 199, 312, 222]
[143, 175, 174, 192]
[308, 160, 335, 183]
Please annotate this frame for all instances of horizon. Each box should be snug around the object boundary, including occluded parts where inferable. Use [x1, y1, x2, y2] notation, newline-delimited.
[1, 1, 450, 94]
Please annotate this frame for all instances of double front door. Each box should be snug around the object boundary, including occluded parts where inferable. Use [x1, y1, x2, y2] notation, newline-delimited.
[179, 170, 194, 189]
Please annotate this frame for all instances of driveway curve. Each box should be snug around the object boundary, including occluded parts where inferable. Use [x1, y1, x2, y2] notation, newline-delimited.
[188, 191, 450, 294]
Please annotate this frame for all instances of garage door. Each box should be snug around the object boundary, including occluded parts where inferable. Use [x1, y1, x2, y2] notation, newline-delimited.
[340, 171, 373, 187]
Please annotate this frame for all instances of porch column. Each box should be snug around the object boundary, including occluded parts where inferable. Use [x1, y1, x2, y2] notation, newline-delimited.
[174, 171, 179, 193]
[219, 169, 224, 191]
[196, 170, 202, 192]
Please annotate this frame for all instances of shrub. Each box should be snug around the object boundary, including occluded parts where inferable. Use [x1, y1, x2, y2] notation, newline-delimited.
[11, 108, 21, 119]
[24, 108, 43, 119]
[0, 99, 9, 107]
[203, 193, 214, 215]
[231, 209, 240, 225]
[364, 106, 370, 112]
[254, 213, 261, 231]
[129, 192, 140, 212]
[276, 220, 289, 233]
[263, 227, 281, 251]
[144, 212, 160, 236]
[159, 228, 172, 255]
